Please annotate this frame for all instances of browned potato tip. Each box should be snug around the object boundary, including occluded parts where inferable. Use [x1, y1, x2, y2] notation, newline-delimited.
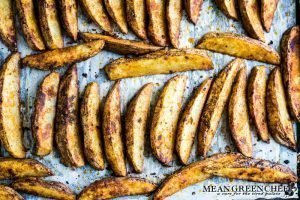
[215, 0, 239, 20]
[261, 0, 279, 32]
[0, 185, 23, 199]
[185, 0, 204, 24]
[166, 0, 183, 48]
[78, 177, 157, 200]
[104, 0, 128, 33]
[58, 0, 78, 40]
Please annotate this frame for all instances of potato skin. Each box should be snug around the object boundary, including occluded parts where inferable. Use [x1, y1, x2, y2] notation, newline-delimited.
[125, 83, 153, 173]
[104, 0, 128, 33]
[32, 72, 60, 156]
[215, 0, 238, 20]
[102, 81, 127, 176]
[55, 65, 85, 167]
[261, 0, 279, 32]
[266, 67, 296, 151]
[247, 66, 270, 142]
[0, 185, 23, 199]
[80, 82, 105, 170]
[185, 0, 204, 24]
[280, 26, 300, 122]
[166, 0, 183, 48]
[58, 0, 78, 40]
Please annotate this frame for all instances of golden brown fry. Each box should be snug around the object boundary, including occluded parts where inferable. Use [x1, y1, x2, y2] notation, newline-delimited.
[166, 0, 183, 48]
[151, 75, 187, 165]
[0, 185, 23, 200]
[261, 0, 279, 32]
[22, 40, 104, 70]
[197, 32, 280, 64]
[105, 49, 213, 80]
[0, 53, 26, 158]
[266, 67, 296, 151]
[104, 0, 128, 33]
[55, 65, 85, 167]
[198, 59, 243, 157]
[102, 81, 127, 176]
[185, 0, 204, 24]
[58, 0, 78, 40]
[215, 0, 238, 20]
[125, 83, 153, 173]
[32, 72, 60, 156]
[176, 78, 212, 165]
[80, 82, 105, 170]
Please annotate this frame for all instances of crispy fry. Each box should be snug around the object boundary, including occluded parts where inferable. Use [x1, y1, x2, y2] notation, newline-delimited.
[185, 0, 204, 24]
[166, 0, 183, 48]
[215, 0, 238, 20]
[58, 0, 78, 40]
[104, 0, 128, 33]
[126, 0, 147, 39]
[261, 0, 279, 32]
[0, 185, 23, 199]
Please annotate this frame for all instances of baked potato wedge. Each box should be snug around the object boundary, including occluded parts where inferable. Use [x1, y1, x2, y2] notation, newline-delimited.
[105, 49, 213, 80]
[80, 32, 163, 55]
[198, 59, 243, 157]
[78, 177, 157, 200]
[0, 158, 53, 180]
[185, 0, 204, 24]
[0, 53, 26, 158]
[281, 26, 300, 121]
[22, 40, 104, 70]
[38, 0, 64, 49]
[32, 72, 60, 157]
[55, 65, 85, 167]
[228, 67, 252, 157]
[16, 0, 45, 50]
[176, 78, 212, 165]
[58, 0, 78, 40]
[80, 0, 113, 34]
[151, 75, 187, 165]
[266, 67, 296, 151]
[166, 0, 183, 48]
[146, 0, 169, 46]
[0, 185, 23, 199]
[80, 82, 105, 170]
[126, 0, 147, 40]
[197, 32, 280, 65]
[0, 0, 17, 50]
[215, 0, 238, 20]
[238, 0, 265, 42]
[104, 0, 128, 33]
[102, 81, 127, 176]
[12, 178, 75, 200]
[247, 66, 270, 142]
[261, 0, 279, 32]
[125, 83, 153, 173]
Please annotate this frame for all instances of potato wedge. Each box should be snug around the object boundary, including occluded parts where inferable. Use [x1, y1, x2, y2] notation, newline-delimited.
[185, 0, 204, 24]
[125, 83, 153, 173]
[215, 0, 238, 20]
[104, 0, 128, 34]
[55, 65, 85, 167]
[198, 59, 243, 157]
[12, 178, 75, 200]
[126, 0, 147, 40]
[22, 40, 104, 70]
[261, 0, 279, 32]
[38, 0, 64, 49]
[238, 0, 265, 42]
[0, 185, 23, 199]
[80, 82, 105, 170]
[281, 26, 300, 121]
[266, 67, 296, 151]
[146, 0, 169, 46]
[0, 0, 17, 51]
[105, 49, 213, 80]
[176, 78, 212, 165]
[16, 0, 45, 50]
[0, 158, 53, 180]
[80, 32, 163, 55]
[58, 0, 78, 40]
[197, 32, 280, 65]
[151, 75, 187, 165]
[0, 53, 26, 158]
[102, 81, 127, 176]
[32, 72, 60, 156]
[247, 66, 270, 142]
[78, 177, 157, 200]
[228, 67, 252, 157]
[80, 0, 113, 34]
[166, 0, 182, 48]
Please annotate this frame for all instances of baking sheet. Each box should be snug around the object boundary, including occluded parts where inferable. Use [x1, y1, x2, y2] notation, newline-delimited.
[0, 0, 298, 199]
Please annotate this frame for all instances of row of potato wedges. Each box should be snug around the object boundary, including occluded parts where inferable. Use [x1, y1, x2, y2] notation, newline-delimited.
[0, 153, 297, 199]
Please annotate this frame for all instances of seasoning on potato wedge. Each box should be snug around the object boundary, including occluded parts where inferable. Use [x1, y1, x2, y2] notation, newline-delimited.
[197, 32, 280, 65]
[104, 0, 128, 34]
[58, 0, 78, 40]
[32, 72, 60, 157]
[176, 78, 212, 165]
[166, 0, 183, 48]
[185, 0, 204, 24]
[0, 185, 23, 199]
[105, 49, 213, 80]
[261, 0, 279, 32]
[215, 0, 238, 20]
[151, 75, 187, 165]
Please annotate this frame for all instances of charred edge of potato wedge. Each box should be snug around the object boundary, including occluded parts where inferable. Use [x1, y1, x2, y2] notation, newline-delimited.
[32, 72, 60, 157]
[214, 0, 238, 20]
[58, 0, 78, 40]
[185, 0, 204, 24]
[166, 0, 183, 48]
[80, 82, 105, 170]
[78, 177, 157, 200]
[12, 178, 76, 200]
[22, 40, 105, 70]
[261, 0, 279, 32]
[104, 0, 128, 34]
[0, 185, 23, 200]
